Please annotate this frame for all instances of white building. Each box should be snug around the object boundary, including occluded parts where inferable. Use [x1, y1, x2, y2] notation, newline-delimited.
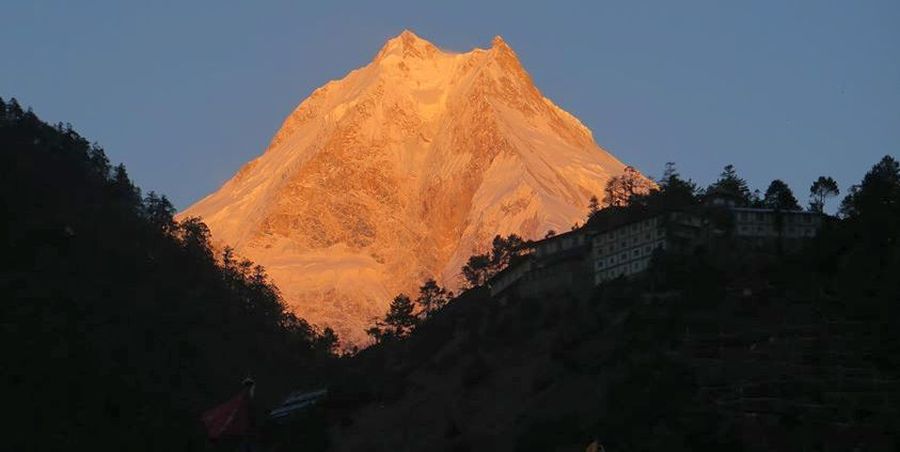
[592, 211, 704, 285]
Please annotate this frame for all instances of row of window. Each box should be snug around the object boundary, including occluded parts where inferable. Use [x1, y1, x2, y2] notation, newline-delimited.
[537, 233, 587, 256]
[596, 218, 659, 243]
[595, 229, 665, 254]
[595, 241, 664, 269]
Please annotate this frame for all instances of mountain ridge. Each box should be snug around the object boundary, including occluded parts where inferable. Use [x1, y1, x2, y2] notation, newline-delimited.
[179, 30, 638, 345]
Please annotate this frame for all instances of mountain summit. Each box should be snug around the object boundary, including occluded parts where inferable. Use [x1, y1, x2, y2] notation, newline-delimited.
[180, 31, 638, 345]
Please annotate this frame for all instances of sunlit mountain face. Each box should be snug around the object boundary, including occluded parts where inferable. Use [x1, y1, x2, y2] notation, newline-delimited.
[179, 30, 640, 346]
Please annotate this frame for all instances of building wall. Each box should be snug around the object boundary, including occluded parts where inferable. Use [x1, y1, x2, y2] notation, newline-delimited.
[534, 230, 588, 258]
[520, 256, 593, 300]
[592, 212, 705, 285]
[489, 258, 532, 297]
[592, 216, 668, 285]
[731, 209, 821, 239]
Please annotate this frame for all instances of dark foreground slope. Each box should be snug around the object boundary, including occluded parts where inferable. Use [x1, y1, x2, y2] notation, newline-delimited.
[0, 99, 335, 450]
[327, 157, 900, 451]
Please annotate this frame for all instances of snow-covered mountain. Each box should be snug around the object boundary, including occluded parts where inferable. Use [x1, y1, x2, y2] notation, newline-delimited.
[180, 30, 639, 346]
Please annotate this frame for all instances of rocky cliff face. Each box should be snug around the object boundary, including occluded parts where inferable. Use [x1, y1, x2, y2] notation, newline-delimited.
[179, 30, 638, 346]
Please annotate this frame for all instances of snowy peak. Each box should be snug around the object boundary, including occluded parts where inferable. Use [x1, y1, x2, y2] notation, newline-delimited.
[490, 34, 517, 59]
[374, 29, 441, 62]
[180, 31, 641, 346]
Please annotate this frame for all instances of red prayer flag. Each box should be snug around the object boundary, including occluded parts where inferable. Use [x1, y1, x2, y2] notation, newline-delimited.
[201, 389, 251, 440]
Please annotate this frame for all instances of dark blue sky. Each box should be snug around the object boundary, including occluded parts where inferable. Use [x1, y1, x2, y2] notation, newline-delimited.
[3, 1, 898, 211]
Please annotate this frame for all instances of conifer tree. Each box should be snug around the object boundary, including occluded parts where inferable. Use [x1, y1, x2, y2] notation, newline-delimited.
[416, 279, 451, 318]
[705, 164, 753, 206]
[809, 176, 839, 213]
[763, 179, 800, 210]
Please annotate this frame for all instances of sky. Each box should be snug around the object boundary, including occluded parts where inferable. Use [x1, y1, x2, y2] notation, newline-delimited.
[3, 1, 898, 212]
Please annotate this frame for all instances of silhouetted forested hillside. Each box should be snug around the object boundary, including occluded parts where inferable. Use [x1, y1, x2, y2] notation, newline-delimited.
[0, 99, 336, 450]
[328, 156, 900, 451]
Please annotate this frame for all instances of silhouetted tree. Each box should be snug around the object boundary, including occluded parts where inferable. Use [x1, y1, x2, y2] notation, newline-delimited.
[460, 234, 532, 289]
[705, 164, 752, 206]
[143, 191, 176, 234]
[6, 97, 24, 118]
[315, 327, 340, 355]
[178, 216, 215, 261]
[365, 324, 388, 344]
[809, 176, 839, 213]
[588, 195, 601, 215]
[88, 143, 111, 178]
[763, 179, 800, 210]
[462, 253, 491, 288]
[110, 163, 142, 209]
[384, 294, 418, 337]
[490, 234, 527, 270]
[839, 155, 900, 219]
[653, 162, 699, 209]
[416, 279, 451, 318]
[604, 166, 648, 207]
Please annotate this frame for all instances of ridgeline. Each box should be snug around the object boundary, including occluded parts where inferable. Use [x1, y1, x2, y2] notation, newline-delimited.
[1, 99, 336, 450]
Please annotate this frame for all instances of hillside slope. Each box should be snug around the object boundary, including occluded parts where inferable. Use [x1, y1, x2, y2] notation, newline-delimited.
[0, 99, 334, 450]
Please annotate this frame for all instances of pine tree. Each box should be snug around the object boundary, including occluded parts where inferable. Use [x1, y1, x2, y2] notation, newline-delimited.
[462, 253, 491, 288]
[588, 195, 601, 215]
[809, 176, 839, 213]
[706, 164, 752, 206]
[763, 179, 800, 210]
[383, 294, 418, 337]
[416, 279, 451, 318]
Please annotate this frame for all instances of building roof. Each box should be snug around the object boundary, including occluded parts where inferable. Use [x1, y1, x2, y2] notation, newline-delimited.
[728, 207, 820, 214]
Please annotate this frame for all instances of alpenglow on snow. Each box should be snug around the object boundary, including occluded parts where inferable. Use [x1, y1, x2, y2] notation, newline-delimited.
[179, 30, 641, 346]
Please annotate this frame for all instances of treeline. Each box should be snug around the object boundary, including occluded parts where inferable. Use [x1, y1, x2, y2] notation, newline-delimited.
[586, 161, 845, 232]
[0, 98, 335, 450]
[365, 234, 532, 344]
[334, 154, 900, 450]
[365, 161, 844, 346]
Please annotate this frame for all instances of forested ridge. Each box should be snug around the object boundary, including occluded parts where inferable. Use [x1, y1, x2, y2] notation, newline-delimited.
[329, 156, 900, 451]
[1, 99, 336, 450]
